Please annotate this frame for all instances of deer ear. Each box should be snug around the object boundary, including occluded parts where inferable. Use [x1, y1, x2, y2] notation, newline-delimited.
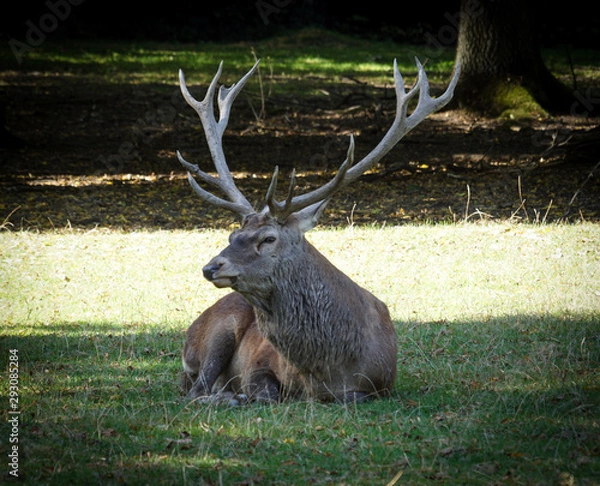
[286, 199, 330, 233]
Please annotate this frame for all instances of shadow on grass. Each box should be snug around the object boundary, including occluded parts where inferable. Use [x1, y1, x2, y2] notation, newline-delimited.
[3, 64, 599, 230]
[1, 312, 598, 484]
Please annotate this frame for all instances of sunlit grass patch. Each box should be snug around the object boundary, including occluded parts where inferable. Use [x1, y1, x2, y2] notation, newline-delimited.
[1, 223, 599, 484]
[3, 29, 456, 90]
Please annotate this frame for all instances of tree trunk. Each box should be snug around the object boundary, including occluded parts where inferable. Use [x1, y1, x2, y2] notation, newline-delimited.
[454, 0, 576, 116]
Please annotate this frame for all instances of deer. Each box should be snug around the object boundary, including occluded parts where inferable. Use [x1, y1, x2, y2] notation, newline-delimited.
[178, 59, 460, 403]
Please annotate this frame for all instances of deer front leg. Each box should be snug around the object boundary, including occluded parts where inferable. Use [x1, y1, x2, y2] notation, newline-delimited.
[181, 317, 238, 400]
[181, 293, 255, 401]
[188, 359, 231, 399]
[183, 330, 237, 400]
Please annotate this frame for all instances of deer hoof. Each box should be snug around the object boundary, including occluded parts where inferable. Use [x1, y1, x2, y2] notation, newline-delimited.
[228, 394, 249, 406]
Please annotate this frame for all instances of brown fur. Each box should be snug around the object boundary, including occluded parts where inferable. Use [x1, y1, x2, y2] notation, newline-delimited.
[181, 292, 303, 402]
[181, 213, 398, 403]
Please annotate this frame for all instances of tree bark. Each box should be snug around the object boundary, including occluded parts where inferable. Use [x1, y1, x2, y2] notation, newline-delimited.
[454, 0, 577, 115]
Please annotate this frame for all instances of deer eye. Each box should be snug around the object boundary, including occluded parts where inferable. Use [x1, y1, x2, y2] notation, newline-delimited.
[255, 235, 277, 253]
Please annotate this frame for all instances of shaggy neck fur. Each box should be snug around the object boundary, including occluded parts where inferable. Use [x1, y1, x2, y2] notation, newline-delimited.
[244, 239, 365, 376]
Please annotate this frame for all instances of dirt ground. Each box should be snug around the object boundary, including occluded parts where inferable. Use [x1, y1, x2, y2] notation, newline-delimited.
[1, 70, 599, 230]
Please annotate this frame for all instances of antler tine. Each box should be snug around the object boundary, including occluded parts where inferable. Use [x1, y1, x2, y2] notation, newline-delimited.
[177, 152, 255, 215]
[264, 166, 279, 210]
[265, 60, 460, 221]
[266, 136, 355, 221]
[265, 166, 299, 217]
[178, 61, 260, 217]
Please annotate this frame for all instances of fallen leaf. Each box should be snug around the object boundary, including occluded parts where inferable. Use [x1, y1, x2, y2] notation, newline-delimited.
[473, 462, 498, 475]
[100, 428, 118, 437]
[165, 435, 193, 450]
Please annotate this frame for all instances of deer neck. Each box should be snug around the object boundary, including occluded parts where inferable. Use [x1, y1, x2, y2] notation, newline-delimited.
[247, 240, 363, 373]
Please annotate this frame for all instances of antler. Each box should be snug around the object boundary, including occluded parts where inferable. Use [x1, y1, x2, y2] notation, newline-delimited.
[266, 58, 460, 220]
[178, 59, 460, 221]
[177, 61, 259, 217]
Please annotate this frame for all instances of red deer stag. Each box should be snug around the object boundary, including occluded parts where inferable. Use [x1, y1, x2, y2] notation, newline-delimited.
[178, 59, 459, 403]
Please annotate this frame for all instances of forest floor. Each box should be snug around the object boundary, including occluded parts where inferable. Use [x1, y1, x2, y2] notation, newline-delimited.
[1, 41, 599, 230]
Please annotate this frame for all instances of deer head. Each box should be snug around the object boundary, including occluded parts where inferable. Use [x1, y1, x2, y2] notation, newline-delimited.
[177, 59, 459, 294]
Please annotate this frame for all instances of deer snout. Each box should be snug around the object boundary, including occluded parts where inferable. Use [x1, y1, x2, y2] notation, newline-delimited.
[202, 257, 238, 288]
[202, 263, 219, 281]
[202, 258, 224, 281]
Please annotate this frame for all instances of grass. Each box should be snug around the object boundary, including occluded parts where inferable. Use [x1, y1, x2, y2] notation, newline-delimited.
[4, 27, 597, 97]
[4, 28, 450, 80]
[1, 222, 599, 485]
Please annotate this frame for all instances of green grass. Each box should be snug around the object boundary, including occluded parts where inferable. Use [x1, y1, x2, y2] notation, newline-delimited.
[1, 223, 599, 484]
[3, 27, 597, 94]
[4, 29, 453, 85]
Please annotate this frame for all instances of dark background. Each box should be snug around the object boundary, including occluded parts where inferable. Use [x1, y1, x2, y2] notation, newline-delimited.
[2, 0, 599, 48]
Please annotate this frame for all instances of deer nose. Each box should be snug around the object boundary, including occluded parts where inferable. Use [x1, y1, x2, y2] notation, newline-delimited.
[202, 257, 226, 281]
[202, 263, 220, 281]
